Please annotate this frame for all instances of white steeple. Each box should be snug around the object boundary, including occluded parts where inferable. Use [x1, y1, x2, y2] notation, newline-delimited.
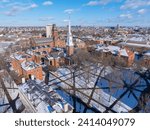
[66, 20, 73, 46]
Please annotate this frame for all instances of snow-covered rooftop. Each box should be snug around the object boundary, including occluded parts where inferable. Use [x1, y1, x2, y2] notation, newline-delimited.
[120, 49, 128, 57]
[21, 61, 38, 71]
[119, 42, 150, 48]
[143, 50, 150, 56]
[11, 52, 32, 61]
[96, 45, 129, 57]
[19, 80, 73, 113]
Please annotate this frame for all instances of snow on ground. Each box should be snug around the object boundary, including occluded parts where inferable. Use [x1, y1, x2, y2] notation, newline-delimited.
[48, 65, 132, 113]
[98, 69, 147, 109]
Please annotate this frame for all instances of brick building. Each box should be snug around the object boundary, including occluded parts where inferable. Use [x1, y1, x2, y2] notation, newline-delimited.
[21, 61, 43, 80]
[118, 47, 135, 66]
[11, 52, 43, 81]
[30, 37, 53, 52]
[45, 51, 65, 68]
[11, 52, 33, 75]
[52, 24, 66, 48]
[95, 45, 135, 66]
[10, 23, 75, 81]
[75, 38, 86, 49]
[28, 24, 66, 64]
[141, 51, 150, 67]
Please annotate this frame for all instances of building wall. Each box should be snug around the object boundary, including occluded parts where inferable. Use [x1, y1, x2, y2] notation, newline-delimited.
[11, 60, 23, 76]
[33, 47, 51, 53]
[45, 58, 62, 68]
[22, 66, 43, 80]
[141, 57, 150, 67]
[55, 39, 66, 48]
[76, 42, 86, 49]
[123, 48, 135, 66]
[11, 55, 34, 76]
[46, 25, 53, 38]
[95, 40, 104, 44]
[99, 48, 135, 67]
[67, 46, 74, 56]
[11, 54, 43, 80]
[127, 52, 135, 66]
[33, 55, 41, 64]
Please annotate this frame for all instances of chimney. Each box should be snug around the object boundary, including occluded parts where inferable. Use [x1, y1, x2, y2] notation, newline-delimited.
[22, 78, 25, 84]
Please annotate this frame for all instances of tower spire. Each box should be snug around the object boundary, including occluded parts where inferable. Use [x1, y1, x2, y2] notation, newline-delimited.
[66, 16, 74, 56]
[67, 17, 73, 47]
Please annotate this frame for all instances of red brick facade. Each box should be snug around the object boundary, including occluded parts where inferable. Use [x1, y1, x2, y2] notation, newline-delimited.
[11, 52, 43, 81]
[67, 46, 74, 56]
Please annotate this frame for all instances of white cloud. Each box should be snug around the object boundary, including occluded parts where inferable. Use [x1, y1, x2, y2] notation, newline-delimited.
[121, 0, 150, 10]
[64, 9, 74, 14]
[63, 19, 69, 22]
[86, 1, 101, 6]
[120, 14, 133, 19]
[85, 0, 122, 6]
[4, 12, 14, 16]
[0, 0, 9, 2]
[3, 3, 38, 16]
[0, 0, 9, 7]
[43, 1, 53, 6]
[29, 3, 38, 9]
[39, 17, 54, 21]
[138, 9, 146, 14]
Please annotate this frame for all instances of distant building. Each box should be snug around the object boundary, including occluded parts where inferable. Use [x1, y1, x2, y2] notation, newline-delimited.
[31, 37, 54, 49]
[52, 24, 58, 47]
[118, 47, 135, 66]
[141, 51, 150, 67]
[51, 24, 66, 48]
[46, 24, 53, 38]
[30, 24, 66, 64]
[116, 24, 120, 30]
[95, 45, 135, 66]
[29, 37, 54, 64]
[45, 50, 65, 68]
[75, 38, 86, 49]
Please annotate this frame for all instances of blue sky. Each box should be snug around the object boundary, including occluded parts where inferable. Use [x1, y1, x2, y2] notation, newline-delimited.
[0, 0, 150, 26]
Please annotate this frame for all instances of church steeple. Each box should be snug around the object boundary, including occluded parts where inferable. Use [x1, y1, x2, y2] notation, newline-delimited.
[66, 19, 74, 56]
[66, 20, 73, 46]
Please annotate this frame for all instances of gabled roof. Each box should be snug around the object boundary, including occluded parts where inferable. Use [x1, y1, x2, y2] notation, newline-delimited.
[120, 49, 128, 57]
[21, 61, 38, 71]
[11, 52, 32, 61]
[46, 51, 64, 59]
[34, 38, 53, 44]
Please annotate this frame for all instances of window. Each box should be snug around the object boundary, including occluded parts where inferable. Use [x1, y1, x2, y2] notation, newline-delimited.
[29, 74, 31, 79]
[50, 60, 52, 65]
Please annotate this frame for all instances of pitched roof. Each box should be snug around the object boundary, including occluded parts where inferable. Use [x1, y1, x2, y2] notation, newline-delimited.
[34, 38, 53, 44]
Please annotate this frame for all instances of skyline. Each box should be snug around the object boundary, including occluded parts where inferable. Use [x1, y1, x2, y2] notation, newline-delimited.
[0, 0, 150, 27]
